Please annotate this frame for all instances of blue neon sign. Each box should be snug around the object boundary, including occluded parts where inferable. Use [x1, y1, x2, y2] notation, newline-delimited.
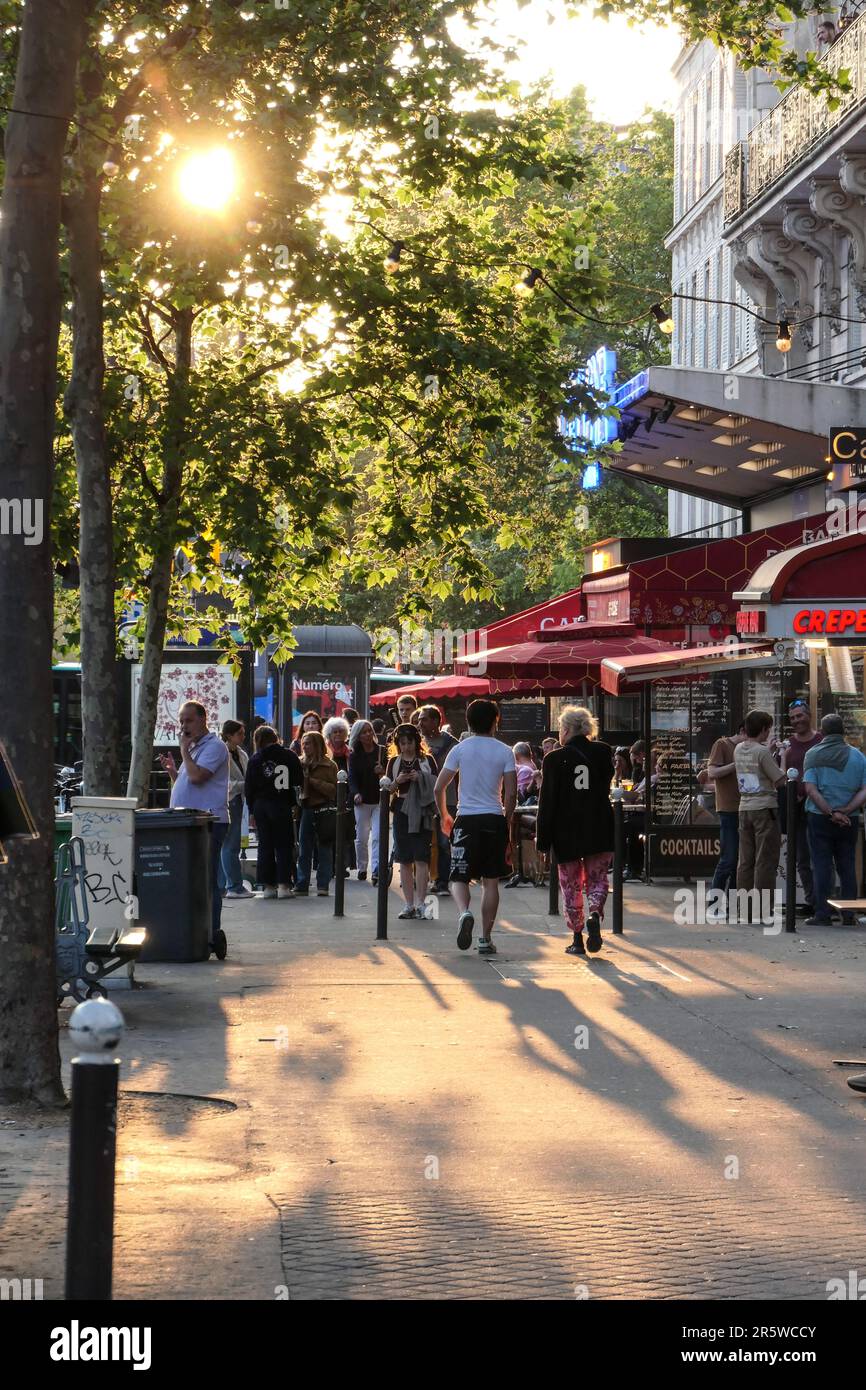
[558, 348, 649, 452]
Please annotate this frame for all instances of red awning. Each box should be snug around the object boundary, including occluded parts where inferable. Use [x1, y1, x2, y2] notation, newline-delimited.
[600, 641, 778, 696]
[457, 587, 584, 656]
[369, 675, 491, 707]
[456, 633, 677, 694]
[582, 514, 829, 628]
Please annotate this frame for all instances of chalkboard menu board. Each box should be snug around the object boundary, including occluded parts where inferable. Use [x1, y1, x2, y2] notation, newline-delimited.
[649, 672, 734, 827]
[747, 668, 782, 731]
[498, 700, 548, 735]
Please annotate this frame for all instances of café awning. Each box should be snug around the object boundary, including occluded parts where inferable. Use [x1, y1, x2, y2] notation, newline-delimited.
[456, 628, 677, 694]
[368, 674, 491, 706]
[582, 513, 826, 629]
[600, 641, 781, 696]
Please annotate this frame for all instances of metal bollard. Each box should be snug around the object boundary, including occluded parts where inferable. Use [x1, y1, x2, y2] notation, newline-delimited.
[785, 767, 798, 934]
[548, 846, 559, 915]
[376, 778, 391, 941]
[334, 771, 348, 918]
[65, 998, 124, 1300]
[611, 787, 625, 935]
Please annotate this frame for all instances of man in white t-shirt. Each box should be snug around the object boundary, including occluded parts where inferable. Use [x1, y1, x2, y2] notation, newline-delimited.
[434, 699, 517, 956]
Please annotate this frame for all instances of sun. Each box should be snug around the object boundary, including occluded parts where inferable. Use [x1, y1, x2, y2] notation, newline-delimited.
[176, 148, 239, 212]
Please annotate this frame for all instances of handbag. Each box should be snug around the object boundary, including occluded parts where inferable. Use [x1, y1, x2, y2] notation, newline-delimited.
[313, 804, 338, 845]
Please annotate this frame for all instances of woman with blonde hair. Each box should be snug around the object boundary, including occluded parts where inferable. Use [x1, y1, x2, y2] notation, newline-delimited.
[535, 705, 614, 957]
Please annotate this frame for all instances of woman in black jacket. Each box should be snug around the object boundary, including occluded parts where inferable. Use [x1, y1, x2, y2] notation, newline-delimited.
[535, 706, 614, 957]
[244, 726, 303, 900]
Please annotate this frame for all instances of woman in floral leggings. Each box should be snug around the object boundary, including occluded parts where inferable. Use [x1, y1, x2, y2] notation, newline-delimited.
[535, 706, 615, 956]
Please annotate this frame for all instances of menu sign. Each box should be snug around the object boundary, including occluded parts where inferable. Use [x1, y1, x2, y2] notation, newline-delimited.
[650, 830, 721, 879]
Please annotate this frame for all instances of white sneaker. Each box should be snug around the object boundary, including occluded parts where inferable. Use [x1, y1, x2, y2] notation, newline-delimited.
[258, 887, 278, 900]
[225, 887, 252, 899]
[277, 885, 293, 900]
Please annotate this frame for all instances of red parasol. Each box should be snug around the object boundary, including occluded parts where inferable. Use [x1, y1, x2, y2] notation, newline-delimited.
[455, 632, 677, 695]
[369, 674, 491, 707]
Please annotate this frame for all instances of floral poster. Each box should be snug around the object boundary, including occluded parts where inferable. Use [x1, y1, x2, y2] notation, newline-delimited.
[132, 663, 236, 745]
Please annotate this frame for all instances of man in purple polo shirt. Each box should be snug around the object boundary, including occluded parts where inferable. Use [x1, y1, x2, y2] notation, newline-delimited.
[159, 700, 230, 958]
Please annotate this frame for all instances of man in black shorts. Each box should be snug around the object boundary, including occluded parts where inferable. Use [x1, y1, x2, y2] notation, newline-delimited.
[434, 699, 517, 955]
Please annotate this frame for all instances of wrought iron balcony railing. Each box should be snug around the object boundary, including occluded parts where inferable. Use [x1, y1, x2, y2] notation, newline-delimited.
[723, 10, 866, 222]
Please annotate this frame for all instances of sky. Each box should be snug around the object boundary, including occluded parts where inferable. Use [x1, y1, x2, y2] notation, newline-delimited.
[454, 0, 683, 124]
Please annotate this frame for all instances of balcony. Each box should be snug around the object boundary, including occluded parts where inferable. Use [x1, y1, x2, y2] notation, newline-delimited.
[723, 10, 866, 224]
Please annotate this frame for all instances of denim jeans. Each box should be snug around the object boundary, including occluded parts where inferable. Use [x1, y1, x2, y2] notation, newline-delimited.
[218, 796, 244, 892]
[793, 796, 815, 908]
[296, 807, 333, 891]
[806, 813, 859, 920]
[211, 821, 228, 944]
[711, 811, 739, 893]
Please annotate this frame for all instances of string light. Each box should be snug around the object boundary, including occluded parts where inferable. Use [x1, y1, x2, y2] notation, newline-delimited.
[776, 318, 793, 353]
[383, 241, 405, 274]
[514, 268, 542, 297]
[650, 304, 674, 334]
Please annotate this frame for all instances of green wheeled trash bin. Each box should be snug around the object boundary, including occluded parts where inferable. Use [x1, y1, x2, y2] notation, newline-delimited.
[134, 808, 213, 962]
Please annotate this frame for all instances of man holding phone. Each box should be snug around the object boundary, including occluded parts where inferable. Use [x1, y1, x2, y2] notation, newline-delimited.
[159, 701, 230, 958]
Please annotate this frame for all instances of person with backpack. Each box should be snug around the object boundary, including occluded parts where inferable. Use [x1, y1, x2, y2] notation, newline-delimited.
[386, 723, 438, 919]
[244, 726, 303, 900]
[535, 705, 614, 956]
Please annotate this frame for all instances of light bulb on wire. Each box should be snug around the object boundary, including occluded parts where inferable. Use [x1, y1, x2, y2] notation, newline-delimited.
[514, 268, 542, 297]
[384, 241, 405, 274]
[776, 318, 792, 353]
[651, 303, 674, 334]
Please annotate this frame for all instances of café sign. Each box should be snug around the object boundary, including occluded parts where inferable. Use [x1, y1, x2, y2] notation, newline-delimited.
[829, 427, 866, 478]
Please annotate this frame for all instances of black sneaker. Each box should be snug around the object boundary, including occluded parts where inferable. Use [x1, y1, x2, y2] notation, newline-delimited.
[585, 912, 603, 954]
[457, 910, 474, 950]
[370, 874, 378, 887]
[357, 871, 367, 881]
[804, 915, 832, 926]
[293, 887, 309, 897]
[565, 935, 586, 956]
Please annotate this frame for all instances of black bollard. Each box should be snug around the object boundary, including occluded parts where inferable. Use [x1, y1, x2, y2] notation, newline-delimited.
[548, 846, 559, 915]
[376, 780, 390, 941]
[65, 998, 123, 1300]
[785, 768, 798, 934]
[334, 773, 347, 918]
[612, 789, 625, 935]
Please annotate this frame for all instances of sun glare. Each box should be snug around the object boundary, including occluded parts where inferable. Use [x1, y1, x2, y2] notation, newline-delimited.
[176, 149, 239, 212]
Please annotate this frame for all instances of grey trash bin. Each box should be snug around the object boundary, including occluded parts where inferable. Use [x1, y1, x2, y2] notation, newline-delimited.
[134, 808, 213, 962]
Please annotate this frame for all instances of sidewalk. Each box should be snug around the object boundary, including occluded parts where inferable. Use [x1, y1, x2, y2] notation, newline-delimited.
[2, 877, 866, 1300]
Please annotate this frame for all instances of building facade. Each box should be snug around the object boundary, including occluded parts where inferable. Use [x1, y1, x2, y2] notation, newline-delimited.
[665, 7, 866, 539]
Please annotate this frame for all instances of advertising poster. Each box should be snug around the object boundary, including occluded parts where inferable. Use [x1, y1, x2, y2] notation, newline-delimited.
[291, 676, 355, 732]
[132, 663, 236, 745]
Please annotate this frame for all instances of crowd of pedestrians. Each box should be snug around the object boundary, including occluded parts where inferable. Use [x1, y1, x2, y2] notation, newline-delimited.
[162, 681, 866, 965]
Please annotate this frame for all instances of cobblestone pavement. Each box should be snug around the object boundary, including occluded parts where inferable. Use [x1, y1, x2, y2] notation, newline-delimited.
[274, 1190, 866, 1300]
[3, 880, 866, 1300]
